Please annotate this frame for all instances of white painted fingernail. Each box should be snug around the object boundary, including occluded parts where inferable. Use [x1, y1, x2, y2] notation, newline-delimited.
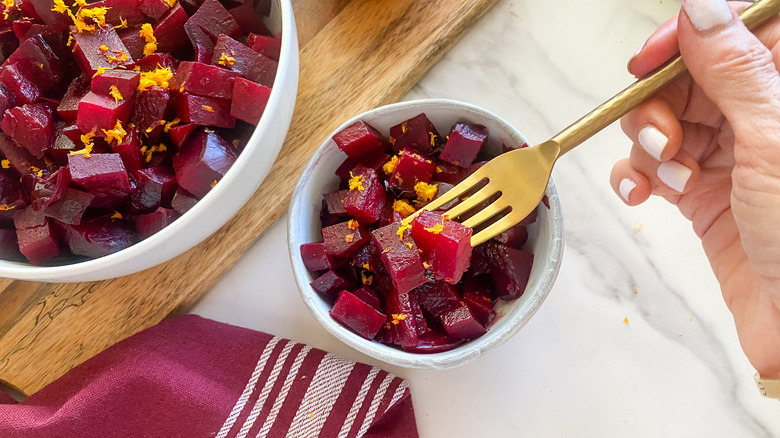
[682, 0, 732, 32]
[631, 41, 645, 58]
[657, 161, 692, 192]
[638, 125, 668, 160]
[619, 178, 637, 202]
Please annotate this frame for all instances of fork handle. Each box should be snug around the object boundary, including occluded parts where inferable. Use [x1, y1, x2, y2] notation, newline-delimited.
[551, 0, 780, 156]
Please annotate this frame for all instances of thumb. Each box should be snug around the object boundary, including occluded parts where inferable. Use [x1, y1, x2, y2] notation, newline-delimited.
[678, 0, 780, 134]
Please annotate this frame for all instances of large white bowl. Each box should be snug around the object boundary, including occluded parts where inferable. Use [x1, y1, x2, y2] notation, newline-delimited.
[0, 0, 299, 282]
[288, 99, 564, 369]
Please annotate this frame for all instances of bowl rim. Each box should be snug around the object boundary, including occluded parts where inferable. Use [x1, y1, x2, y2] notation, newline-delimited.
[288, 98, 564, 369]
[0, 0, 298, 281]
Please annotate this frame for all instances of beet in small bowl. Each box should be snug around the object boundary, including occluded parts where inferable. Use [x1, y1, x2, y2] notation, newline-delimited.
[0, 0, 298, 282]
[288, 99, 564, 369]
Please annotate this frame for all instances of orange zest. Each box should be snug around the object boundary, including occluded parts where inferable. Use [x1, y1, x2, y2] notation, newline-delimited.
[348, 172, 365, 191]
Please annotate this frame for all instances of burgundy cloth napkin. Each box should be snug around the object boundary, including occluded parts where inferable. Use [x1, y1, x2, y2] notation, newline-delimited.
[0, 315, 419, 438]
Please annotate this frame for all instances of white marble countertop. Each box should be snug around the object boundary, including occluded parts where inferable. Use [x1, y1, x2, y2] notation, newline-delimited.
[193, 0, 780, 436]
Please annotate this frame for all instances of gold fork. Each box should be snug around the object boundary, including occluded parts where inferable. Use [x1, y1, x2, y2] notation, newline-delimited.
[416, 0, 780, 247]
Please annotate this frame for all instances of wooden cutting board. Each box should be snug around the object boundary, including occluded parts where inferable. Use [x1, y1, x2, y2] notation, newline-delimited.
[0, 0, 498, 395]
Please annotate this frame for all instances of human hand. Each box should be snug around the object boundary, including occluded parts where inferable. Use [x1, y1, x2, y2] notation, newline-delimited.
[611, 0, 780, 379]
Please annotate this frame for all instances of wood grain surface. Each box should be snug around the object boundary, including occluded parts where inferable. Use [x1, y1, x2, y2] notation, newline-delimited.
[0, 0, 498, 395]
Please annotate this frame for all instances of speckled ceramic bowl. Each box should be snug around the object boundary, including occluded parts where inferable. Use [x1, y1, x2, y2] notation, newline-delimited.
[0, 0, 299, 282]
[288, 99, 564, 369]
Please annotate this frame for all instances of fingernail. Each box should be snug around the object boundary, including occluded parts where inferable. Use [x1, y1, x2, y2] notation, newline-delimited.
[657, 161, 692, 192]
[626, 41, 645, 71]
[619, 178, 637, 202]
[638, 125, 668, 160]
[682, 0, 732, 32]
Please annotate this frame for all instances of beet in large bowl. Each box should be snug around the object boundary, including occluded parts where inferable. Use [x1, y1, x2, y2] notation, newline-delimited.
[288, 99, 564, 369]
[0, 0, 298, 282]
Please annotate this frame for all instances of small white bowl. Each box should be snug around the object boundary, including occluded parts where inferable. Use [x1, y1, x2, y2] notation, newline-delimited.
[0, 0, 299, 282]
[288, 99, 564, 369]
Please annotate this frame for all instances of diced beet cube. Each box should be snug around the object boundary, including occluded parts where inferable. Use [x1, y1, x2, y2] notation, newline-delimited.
[492, 224, 529, 248]
[352, 286, 381, 311]
[350, 239, 378, 272]
[131, 166, 177, 213]
[187, 44, 209, 64]
[77, 91, 134, 135]
[462, 276, 494, 326]
[91, 69, 140, 98]
[171, 187, 198, 214]
[90, 0, 146, 27]
[139, 0, 174, 20]
[385, 289, 419, 348]
[118, 28, 145, 60]
[0, 83, 15, 124]
[371, 222, 428, 295]
[228, 2, 271, 35]
[335, 157, 358, 181]
[174, 93, 235, 129]
[72, 26, 134, 77]
[49, 123, 79, 166]
[57, 76, 90, 121]
[230, 77, 270, 125]
[65, 216, 135, 259]
[134, 52, 178, 72]
[0, 228, 24, 262]
[16, 221, 59, 265]
[332, 121, 387, 161]
[342, 165, 385, 224]
[411, 210, 473, 284]
[5, 34, 63, 92]
[330, 290, 386, 340]
[170, 61, 240, 100]
[0, 133, 44, 175]
[0, 29, 17, 61]
[42, 187, 94, 225]
[134, 207, 177, 239]
[408, 294, 429, 336]
[0, 170, 28, 221]
[441, 306, 486, 340]
[131, 87, 171, 133]
[413, 281, 462, 320]
[321, 220, 370, 260]
[184, 0, 241, 51]
[174, 0, 203, 15]
[439, 123, 488, 168]
[310, 269, 353, 302]
[402, 327, 465, 353]
[14, 207, 59, 265]
[0, 62, 42, 104]
[323, 189, 349, 218]
[212, 34, 277, 87]
[387, 148, 436, 193]
[484, 242, 533, 300]
[172, 129, 237, 198]
[319, 199, 341, 228]
[300, 242, 338, 272]
[389, 113, 442, 155]
[68, 153, 132, 193]
[111, 128, 143, 174]
[12, 21, 34, 41]
[468, 243, 492, 277]
[29, 0, 70, 27]
[247, 33, 281, 62]
[29, 167, 69, 211]
[1, 103, 53, 159]
[154, 4, 190, 58]
[167, 123, 198, 148]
